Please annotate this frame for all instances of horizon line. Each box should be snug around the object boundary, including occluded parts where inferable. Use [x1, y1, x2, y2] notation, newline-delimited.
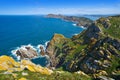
[0, 13, 119, 16]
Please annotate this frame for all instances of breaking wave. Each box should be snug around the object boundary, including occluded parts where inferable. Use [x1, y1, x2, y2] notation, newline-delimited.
[11, 41, 49, 62]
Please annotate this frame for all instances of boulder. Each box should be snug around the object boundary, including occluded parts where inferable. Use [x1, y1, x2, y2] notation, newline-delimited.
[16, 46, 38, 59]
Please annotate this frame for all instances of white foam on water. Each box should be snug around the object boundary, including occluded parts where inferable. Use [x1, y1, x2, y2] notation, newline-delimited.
[80, 26, 86, 29]
[11, 41, 50, 61]
[72, 23, 77, 26]
[45, 41, 50, 47]
[73, 33, 78, 36]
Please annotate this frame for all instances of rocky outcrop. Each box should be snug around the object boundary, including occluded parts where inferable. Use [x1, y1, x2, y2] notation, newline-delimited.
[46, 15, 120, 80]
[82, 23, 101, 44]
[16, 46, 38, 59]
[0, 55, 19, 71]
[0, 55, 53, 75]
[46, 34, 66, 67]
[46, 14, 93, 28]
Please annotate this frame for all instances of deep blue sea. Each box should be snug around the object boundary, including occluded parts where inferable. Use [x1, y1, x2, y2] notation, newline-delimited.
[0, 15, 85, 66]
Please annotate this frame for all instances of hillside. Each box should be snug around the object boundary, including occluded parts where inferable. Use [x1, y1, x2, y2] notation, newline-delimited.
[46, 15, 120, 79]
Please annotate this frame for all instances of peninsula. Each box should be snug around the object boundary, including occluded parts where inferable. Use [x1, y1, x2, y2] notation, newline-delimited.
[46, 14, 93, 28]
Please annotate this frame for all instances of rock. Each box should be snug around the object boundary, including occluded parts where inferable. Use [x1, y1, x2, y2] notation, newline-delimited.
[0, 55, 20, 71]
[0, 55, 53, 75]
[82, 23, 101, 43]
[75, 70, 89, 77]
[40, 46, 45, 56]
[22, 72, 28, 76]
[46, 34, 66, 67]
[97, 76, 115, 80]
[16, 46, 38, 59]
[21, 60, 53, 75]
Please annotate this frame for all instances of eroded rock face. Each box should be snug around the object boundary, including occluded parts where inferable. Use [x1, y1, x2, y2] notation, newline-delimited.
[82, 23, 101, 44]
[66, 37, 120, 73]
[46, 34, 66, 67]
[16, 46, 38, 59]
[46, 16, 120, 77]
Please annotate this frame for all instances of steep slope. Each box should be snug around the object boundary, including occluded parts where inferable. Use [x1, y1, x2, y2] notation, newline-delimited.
[46, 15, 120, 79]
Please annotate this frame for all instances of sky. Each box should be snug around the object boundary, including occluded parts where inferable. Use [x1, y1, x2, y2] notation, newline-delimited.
[0, 0, 120, 15]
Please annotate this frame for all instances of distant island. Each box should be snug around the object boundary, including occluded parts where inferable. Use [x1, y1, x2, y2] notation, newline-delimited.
[46, 14, 93, 28]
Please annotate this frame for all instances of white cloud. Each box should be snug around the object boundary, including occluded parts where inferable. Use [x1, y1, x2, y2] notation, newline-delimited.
[1, 7, 120, 15]
[44, 7, 120, 14]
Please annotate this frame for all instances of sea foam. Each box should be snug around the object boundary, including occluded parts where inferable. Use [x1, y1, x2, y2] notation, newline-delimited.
[11, 41, 50, 61]
[72, 23, 77, 26]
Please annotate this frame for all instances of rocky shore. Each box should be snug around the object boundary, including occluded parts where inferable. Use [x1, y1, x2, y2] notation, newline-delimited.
[13, 45, 46, 60]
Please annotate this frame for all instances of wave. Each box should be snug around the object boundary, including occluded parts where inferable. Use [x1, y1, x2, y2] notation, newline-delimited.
[80, 26, 87, 29]
[73, 33, 79, 36]
[72, 23, 87, 29]
[11, 41, 50, 61]
[72, 23, 77, 26]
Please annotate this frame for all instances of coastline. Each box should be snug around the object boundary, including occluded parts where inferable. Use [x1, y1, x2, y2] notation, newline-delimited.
[46, 14, 93, 28]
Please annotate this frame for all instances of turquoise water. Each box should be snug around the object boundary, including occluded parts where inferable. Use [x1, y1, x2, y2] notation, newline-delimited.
[0, 15, 84, 66]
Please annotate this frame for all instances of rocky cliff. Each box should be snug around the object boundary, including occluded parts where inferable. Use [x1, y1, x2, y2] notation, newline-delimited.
[46, 15, 120, 79]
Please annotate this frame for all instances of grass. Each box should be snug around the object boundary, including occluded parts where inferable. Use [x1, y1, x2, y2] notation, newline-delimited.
[106, 55, 120, 75]
[97, 17, 120, 39]
[0, 70, 92, 80]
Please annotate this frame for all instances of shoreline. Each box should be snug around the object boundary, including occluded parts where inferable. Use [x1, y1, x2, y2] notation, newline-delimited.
[46, 14, 93, 28]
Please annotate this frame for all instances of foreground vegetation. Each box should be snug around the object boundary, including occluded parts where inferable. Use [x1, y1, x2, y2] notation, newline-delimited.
[0, 70, 92, 80]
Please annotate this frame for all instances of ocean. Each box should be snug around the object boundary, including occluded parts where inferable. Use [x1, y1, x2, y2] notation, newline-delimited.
[0, 15, 84, 66]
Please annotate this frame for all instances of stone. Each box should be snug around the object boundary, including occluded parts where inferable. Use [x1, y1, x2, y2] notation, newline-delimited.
[16, 46, 38, 59]
[40, 46, 45, 56]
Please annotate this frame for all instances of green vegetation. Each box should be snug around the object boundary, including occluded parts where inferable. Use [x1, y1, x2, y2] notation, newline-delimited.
[0, 70, 92, 80]
[106, 55, 120, 74]
[97, 16, 120, 39]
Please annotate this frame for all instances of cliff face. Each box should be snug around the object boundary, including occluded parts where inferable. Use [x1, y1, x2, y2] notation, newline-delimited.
[46, 15, 120, 78]
[46, 34, 67, 67]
